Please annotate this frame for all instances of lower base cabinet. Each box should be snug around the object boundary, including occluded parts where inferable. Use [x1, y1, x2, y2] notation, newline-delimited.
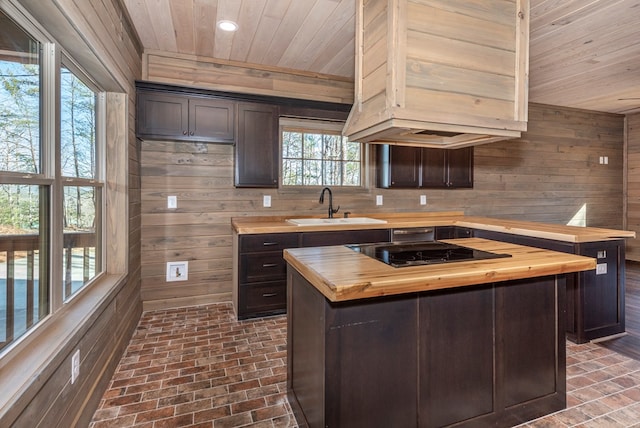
[235, 229, 390, 319]
[287, 269, 566, 428]
[473, 229, 625, 343]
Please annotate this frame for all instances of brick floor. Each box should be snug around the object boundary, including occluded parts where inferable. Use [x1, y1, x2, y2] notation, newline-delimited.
[90, 303, 640, 427]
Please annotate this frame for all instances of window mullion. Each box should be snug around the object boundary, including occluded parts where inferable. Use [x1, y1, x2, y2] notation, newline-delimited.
[42, 41, 63, 312]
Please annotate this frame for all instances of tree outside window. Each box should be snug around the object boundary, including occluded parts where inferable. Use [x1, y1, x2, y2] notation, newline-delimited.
[282, 125, 361, 187]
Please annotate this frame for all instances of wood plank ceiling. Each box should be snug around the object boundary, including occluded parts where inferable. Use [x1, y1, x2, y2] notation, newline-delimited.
[122, 0, 640, 115]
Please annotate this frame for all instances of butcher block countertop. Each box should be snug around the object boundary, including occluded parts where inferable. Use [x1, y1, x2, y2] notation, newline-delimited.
[232, 211, 635, 243]
[283, 238, 596, 302]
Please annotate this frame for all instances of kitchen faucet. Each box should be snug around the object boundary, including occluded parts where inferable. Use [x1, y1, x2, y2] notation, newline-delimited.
[319, 187, 340, 218]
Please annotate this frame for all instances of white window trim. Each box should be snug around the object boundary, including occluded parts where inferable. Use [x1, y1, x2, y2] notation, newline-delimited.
[0, 0, 129, 413]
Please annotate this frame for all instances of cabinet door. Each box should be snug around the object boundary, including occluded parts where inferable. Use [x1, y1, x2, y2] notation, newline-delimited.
[137, 91, 189, 139]
[446, 147, 473, 188]
[235, 102, 279, 187]
[377, 145, 421, 188]
[578, 241, 624, 336]
[421, 148, 447, 187]
[188, 97, 235, 143]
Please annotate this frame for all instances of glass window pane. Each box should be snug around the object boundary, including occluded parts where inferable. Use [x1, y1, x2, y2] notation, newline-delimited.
[0, 184, 49, 352]
[282, 159, 302, 186]
[60, 66, 96, 179]
[343, 162, 361, 186]
[63, 186, 101, 300]
[282, 127, 361, 187]
[303, 133, 323, 159]
[304, 161, 322, 186]
[282, 131, 302, 158]
[0, 11, 41, 174]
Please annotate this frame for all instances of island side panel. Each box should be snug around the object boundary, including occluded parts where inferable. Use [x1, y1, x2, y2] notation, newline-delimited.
[324, 296, 418, 428]
[287, 268, 326, 428]
[419, 284, 496, 427]
[498, 276, 567, 426]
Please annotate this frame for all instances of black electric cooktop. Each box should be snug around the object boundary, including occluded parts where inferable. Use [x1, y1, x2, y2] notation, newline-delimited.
[347, 241, 511, 268]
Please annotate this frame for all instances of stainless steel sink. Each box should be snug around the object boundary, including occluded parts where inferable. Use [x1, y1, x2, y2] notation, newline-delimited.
[286, 217, 387, 226]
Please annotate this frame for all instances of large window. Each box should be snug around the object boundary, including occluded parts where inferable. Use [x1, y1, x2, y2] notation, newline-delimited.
[0, 9, 103, 353]
[281, 120, 361, 187]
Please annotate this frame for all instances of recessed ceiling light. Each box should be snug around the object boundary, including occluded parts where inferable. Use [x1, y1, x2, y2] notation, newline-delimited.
[218, 20, 238, 32]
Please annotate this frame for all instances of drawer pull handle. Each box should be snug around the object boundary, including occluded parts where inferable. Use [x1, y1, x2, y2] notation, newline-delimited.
[393, 228, 433, 235]
[263, 242, 278, 246]
[262, 263, 278, 268]
[262, 292, 278, 298]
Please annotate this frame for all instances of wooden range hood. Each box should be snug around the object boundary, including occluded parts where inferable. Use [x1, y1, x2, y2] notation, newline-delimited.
[344, 0, 530, 149]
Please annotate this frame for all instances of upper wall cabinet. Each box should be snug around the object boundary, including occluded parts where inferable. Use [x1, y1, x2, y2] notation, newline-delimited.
[377, 145, 473, 189]
[137, 90, 235, 143]
[235, 103, 279, 188]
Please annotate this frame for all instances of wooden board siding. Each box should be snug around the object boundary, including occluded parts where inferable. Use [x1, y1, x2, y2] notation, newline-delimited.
[143, 50, 355, 105]
[626, 113, 640, 261]
[140, 102, 625, 309]
[0, 0, 143, 426]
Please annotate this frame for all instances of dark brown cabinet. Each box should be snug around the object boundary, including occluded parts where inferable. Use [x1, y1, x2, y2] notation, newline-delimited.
[236, 229, 390, 319]
[377, 145, 473, 188]
[288, 269, 566, 427]
[136, 90, 235, 143]
[434, 226, 473, 240]
[237, 233, 300, 319]
[472, 229, 625, 343]
[235, 102, 280, 188]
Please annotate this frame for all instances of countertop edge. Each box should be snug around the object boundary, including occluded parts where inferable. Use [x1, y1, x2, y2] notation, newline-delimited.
[233, 213, 635, 242]
[283, 238, 597, 302]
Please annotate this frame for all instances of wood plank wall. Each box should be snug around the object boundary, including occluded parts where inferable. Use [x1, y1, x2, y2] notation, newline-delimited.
[626, 113, 640, 261]
[0, 0, 143, 426]
[140, 102, 625, 310]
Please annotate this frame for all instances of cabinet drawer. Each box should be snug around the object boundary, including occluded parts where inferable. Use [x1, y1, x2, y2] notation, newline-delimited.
[240, 233, 299, 253]
[301, 229, 390, 247]
[238, 282, 287, 318]
[240, 252, 287, 283]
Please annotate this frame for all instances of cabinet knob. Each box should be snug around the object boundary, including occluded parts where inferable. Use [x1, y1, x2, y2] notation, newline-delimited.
[182, 130, 188, 135]
[189, 131, 194, 136]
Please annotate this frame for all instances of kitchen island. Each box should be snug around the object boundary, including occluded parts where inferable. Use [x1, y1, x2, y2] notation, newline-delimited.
[284, 238, 595, 428]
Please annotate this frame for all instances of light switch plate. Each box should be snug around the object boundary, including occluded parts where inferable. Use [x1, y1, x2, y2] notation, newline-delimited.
[376, 195, 383, 206]
[420, 195, 427, 205]
[167, 195, 177, 209]
[263, 195, 271, 208]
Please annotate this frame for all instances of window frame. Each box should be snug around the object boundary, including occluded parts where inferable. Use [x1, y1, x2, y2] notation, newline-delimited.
[279, 118, 368, 190]
[0, 3, 111, 356]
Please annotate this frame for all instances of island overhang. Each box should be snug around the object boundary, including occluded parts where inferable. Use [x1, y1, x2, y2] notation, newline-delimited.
[283, 237, 596, 302]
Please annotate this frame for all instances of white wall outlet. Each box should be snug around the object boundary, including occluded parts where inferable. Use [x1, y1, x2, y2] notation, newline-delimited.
[376, 195, 383, 206]
[71, 349, 80, 384]
[420, 195, 427, 205]
[263, 195, 271, 208]
[596, 263, 607, 275]
[604, 156, 609, 165]
[166, 261, 189, 282]
[167, 195, 177, 209]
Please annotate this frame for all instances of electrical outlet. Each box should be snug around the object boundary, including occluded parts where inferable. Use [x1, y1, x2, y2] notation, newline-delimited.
[376, 195, 383, 206]
[167, 195, 177, 209]
[71, 349, 80, 384]
[263, 195, 271, 208]
[166, 261, 189, 282]
[420, 195, 427, 205]
[596, 263, 607, 275]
